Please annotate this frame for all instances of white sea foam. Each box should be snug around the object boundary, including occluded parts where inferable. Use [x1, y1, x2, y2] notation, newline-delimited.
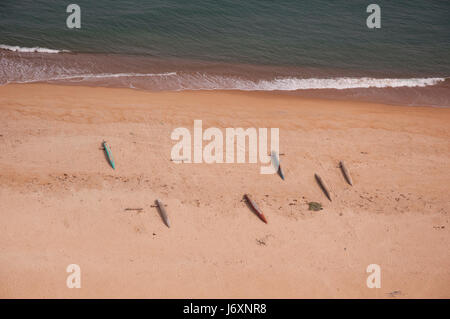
[184, 75, 446, 91]
[39, 72, 178, 81]
[0, 44, 69, 53]
[0, 54, 445, 91]
[2, 72, 177, 84]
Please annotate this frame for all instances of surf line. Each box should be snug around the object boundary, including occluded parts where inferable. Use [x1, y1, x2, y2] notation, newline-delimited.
[170, 120, 280, 174]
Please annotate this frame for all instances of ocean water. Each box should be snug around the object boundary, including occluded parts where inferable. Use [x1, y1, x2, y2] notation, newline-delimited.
[1, 0, 449, 106]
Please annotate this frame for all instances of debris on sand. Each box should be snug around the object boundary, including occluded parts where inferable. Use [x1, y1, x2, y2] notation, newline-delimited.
[256, 238, 267, 246]
[256, 234, 272, 246]
[308, 202, 323, 211]
[386, 290, 402, 298]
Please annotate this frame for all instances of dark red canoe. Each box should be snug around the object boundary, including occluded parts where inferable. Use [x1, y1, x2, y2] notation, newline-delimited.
[244, 194, 268, 224]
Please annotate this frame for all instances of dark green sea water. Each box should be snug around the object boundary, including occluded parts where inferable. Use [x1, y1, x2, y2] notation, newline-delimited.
[1, 0, 449, 105]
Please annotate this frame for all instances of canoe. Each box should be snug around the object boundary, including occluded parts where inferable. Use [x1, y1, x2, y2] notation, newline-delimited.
[271, 151, 285, 180]
[155, 199, 170, 228]
[278, 164, 285, 180]
[339, 161, 353, 186]
[244, 194, 268, 224]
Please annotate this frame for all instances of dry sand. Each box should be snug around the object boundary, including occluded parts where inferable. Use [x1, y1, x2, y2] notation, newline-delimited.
[0, 83, 449, 298]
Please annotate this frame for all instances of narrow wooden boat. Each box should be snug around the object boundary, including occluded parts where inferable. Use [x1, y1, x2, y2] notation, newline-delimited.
[155, 199, 170, 228]
[339, 161, 353, 186]
[244, 194, 268, 224]
[315, 173, 332, 201]
[102, 141, 115, 169]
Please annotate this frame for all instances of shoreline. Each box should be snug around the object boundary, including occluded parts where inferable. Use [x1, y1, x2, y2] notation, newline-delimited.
[2, 48, 449, 107]
[0, 83, 449, 298]
[2, 81, 450, 109]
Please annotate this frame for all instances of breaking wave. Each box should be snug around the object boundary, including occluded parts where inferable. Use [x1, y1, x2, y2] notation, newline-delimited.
[0, 49, 446, 91]
[0, 44, 69, 54]
[176, 75, 446, 91]
[12, 72, 178, 83]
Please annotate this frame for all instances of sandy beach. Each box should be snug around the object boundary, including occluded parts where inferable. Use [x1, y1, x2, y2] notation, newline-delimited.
[0, 83, 449, 298]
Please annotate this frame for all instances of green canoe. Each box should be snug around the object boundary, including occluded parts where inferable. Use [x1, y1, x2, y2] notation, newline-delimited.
[102, 141, 115, 169]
